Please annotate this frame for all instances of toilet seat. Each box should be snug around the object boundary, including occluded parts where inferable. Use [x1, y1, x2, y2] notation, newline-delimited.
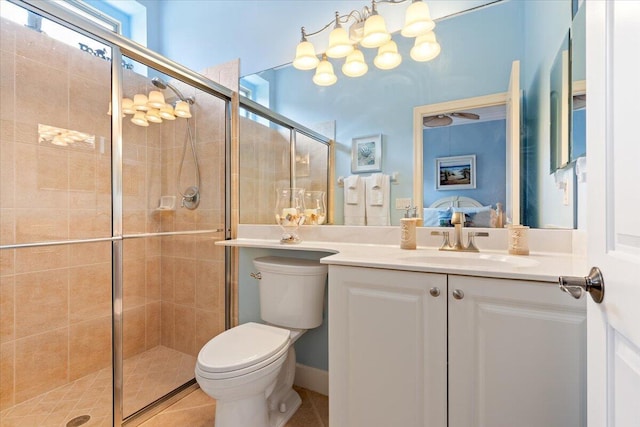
[197, 322, 290, 380]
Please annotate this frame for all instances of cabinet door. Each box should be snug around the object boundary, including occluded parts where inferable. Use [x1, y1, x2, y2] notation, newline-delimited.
[329, 265, 447, 427]
[448, 275, 587, 427]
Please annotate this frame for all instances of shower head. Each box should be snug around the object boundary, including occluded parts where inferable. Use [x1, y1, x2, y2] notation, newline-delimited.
[151, 77, 194, 105]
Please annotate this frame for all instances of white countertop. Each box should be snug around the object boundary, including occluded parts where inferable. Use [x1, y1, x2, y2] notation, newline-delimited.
[218, 226, 587, 282]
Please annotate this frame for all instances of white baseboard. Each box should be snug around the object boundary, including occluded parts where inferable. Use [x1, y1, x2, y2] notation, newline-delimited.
[294, 363, 328, 396]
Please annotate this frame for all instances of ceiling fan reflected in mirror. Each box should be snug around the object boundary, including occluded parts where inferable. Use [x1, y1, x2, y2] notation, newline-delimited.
[422, 112, 480, 127]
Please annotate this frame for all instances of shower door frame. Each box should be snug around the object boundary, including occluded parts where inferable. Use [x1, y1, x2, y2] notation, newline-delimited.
[7, 1, 235, 426]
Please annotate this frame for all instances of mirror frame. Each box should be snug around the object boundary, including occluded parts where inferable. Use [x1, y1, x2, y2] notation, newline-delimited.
[413, 92, 519, 223]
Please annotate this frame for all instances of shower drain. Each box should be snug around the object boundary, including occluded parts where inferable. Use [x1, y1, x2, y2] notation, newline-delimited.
[66, 415, 91, 427]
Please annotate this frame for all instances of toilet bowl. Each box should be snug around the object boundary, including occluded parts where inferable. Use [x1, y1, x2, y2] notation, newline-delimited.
[195, 257, 327, 427]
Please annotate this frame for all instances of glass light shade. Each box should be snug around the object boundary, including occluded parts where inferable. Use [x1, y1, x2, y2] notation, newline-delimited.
[174, 101, 192, 118]
[410, 31, 441, 62]
[360, 14, 391, 48]
[131, 111, 149, 127]
[106, 102, 125, 117]
[293, 41, 320, 70]
[133, 94, 149, 111]
[313, 57, 338, 86]
[326, 26, 354, 58]
[159, 104, 176, 120]
[342, 49, 368, 77]
[147, 90, 166, 109]
[122, 98, 136, 115]
[145, 108, 163, 123]
[401, 1, 435, 37]
[374, 40, 402, 70]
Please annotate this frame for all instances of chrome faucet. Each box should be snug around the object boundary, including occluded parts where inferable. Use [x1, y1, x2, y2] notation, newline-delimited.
[431, 212, 489, 252]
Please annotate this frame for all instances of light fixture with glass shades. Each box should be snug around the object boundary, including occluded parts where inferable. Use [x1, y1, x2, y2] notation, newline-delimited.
[292, 0, 441, 86]
[108, 89, 193, 127]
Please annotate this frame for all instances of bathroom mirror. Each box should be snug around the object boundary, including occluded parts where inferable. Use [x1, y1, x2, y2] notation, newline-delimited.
[570, 2, 586, 161]
[240, 0, 578, 228]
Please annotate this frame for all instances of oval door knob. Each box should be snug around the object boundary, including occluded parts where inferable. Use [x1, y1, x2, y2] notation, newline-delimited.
[452, 289, 464, 300]
[559, 266, 605, 303]
[429, 287, 440, 297]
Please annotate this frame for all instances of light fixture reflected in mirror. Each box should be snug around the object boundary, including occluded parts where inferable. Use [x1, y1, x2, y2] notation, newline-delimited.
[133, 94, 149, 111]
[293, 0, 440, 86]
[122, 98, 136, 114]
[374, 40, 402, 70]
[159, 104, 177, 120]
[131, 111, 149, 126]
[401, 0, 435, 37]
[147, 90, 166, 109]
[145, 108, 163, 123]
[410, 31, 441, 62]
[313, 54, 338, 86]
[342, 47, 368, 77]
[174, 100, 192, 118]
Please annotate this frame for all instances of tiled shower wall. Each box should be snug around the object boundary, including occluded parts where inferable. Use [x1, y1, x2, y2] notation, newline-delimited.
[0, 17, 229, 409]
[239, 119, 329, 225]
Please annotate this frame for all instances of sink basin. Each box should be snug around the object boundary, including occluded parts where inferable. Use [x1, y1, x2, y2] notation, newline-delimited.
[399, 253, 539, 269]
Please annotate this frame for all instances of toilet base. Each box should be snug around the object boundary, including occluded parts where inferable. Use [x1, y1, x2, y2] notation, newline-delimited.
[268, 388, 302, 427]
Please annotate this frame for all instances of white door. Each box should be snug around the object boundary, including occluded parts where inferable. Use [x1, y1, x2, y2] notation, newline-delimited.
[586, 1, 640, 425]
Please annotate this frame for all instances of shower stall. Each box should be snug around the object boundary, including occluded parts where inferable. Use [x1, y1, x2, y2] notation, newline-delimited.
[0, 1, 232, 425]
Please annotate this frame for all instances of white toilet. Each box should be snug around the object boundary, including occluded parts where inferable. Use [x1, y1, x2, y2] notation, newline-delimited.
[195, 256, 328, 427]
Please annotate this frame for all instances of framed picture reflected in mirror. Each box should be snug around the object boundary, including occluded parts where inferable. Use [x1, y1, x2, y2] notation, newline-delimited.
[351, 134, 382, 173]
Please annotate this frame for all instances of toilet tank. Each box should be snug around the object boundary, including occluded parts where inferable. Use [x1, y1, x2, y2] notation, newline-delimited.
[252, 256, 328, 329]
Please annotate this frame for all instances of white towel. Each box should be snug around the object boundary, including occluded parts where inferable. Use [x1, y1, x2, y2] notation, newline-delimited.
[369, 173, 384, 206]
[365, 174, 390, 226]
[344, 175, 365, 225]
[344, 175, 361, 204]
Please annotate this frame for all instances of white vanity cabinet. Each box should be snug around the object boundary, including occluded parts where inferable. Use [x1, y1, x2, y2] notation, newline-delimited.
[328, 265, 448, 427]
[329, 266, 586, 427]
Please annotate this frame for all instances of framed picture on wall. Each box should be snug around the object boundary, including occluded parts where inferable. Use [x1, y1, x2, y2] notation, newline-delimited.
[436, 155, 476, 190]
[351, 134, 382, 173]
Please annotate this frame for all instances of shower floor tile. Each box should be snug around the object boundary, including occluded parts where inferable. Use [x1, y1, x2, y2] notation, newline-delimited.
[0, 346, 196, 427]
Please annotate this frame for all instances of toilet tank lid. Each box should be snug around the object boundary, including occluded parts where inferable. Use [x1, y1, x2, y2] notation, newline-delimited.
[253, 256, 327, 275]
[198, 323, 289, 373]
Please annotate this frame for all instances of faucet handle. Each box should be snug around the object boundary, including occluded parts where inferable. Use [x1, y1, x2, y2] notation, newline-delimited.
[431, 230, 451, 250]
[466, 231, 489, 252]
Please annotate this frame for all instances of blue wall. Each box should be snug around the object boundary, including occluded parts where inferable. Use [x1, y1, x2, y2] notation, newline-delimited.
[263, 0, 523, 225]
[423, 120, 506, 208]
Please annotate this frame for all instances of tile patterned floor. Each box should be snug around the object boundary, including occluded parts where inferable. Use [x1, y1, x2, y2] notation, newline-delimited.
[140, 386, 329, 427]
[0, 346, 196, 427]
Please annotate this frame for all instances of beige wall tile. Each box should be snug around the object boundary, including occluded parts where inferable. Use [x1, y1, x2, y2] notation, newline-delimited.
[195, 260, 220, 310]
[1, 141, 15, 209]
[0, 248, 15, 277]
[68, 150, 97, 193]
[69, 315, 111, 381]
[69, 209, 111, 239]
[0, 17, 16, 54]
[0, 341, 15, 410]
[160, 256, 175, 302]
[0, 207, 15, 247]
[15, 208, 68, 244]
[195, 309, 224, 354]
[0, 275, 15, 343]
[146, 257, 161, 302]
[15, 57, 69, 129]
[15, 244, 69, 274]
[69, 75, 110, 139]
[0, 49, 15, 123]
[160, 302, 174, 349]
[173, 305, 196, 356]
[15, 23, 69, 72]
[68, 46, 110, 85]
[15, 328, 68, 404]
[69, 262, 111, 323]
[123, 306, 146, 359]
[174, 259, 195, 306]
[14, 143, 69, 209]
[123, 258, 146, 310]
[14, 269, 68, 338]
[68, 240, 110, 268]
[146, 301, 161, 349]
